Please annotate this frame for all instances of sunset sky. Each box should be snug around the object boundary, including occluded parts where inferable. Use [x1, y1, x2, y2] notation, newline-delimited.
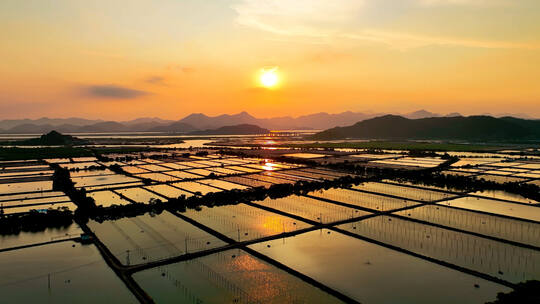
[1, 0, 540, 119]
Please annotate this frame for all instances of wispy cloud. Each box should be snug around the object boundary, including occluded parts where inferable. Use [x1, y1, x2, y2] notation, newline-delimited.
[233, 0, 535, 50]
[234, 0, 365, 37]
[145, 76, 166, 85]
[81, 85, 149, 99]
[166, 64, 195, 73]
[418, 0, 509, 6]
[343, 30, 540, 50]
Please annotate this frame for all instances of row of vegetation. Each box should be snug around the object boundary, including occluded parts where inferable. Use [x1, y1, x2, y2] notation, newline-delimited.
[220, 141, 509, 152]
[0, 209, 73, 235]
[0, 156, 371, 234]
[82, 174, 368, 223]
[0, 147, 95, 161]
[0, 146, 177, 161]
[0, 151, 185, 234]
[325, 159, 540, 202]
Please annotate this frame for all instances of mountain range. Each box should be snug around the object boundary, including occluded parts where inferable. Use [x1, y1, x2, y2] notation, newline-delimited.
[0, 110, 536, 134]
[313, 115, 540, 141]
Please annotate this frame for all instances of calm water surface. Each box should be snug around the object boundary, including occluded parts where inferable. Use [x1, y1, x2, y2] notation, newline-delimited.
[248, 229, 510, 304]
[0, 241, 137, 303]
[133, 248, 342, 304]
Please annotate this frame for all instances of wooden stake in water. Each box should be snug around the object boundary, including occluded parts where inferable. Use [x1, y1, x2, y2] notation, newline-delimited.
[48, 273, 51, 291]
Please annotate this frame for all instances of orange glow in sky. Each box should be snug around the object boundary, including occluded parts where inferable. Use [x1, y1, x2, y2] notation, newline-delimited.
[1, 1, 540, 119]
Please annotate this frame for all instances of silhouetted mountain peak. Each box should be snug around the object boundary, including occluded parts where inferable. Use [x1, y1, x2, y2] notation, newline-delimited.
[404, 110, 440, 119]
[237, 111, 252, 117]
[314, 115, 540, 141]
[190, 124, 269, 135]
[183, 113, 208, 119]
[13, 131, 90, 146]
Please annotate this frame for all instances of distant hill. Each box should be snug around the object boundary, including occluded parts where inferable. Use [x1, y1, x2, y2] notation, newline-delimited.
[189, 124, 269, 135]
[4, 123, 59, 134]
[148, 121, 198, 133]
[403, 110, 440, 119]
[9, 131, 90, 146]
[179, 112, 261, 130]
[121, 117, 175, 126]
[402, 109, 463, 119]
[76, 121, 128, 133]
[178, 111, 377, 130]
[0, 111, 536, 133]
[0, 118, 104, 130]
[312, 115, 540, 141]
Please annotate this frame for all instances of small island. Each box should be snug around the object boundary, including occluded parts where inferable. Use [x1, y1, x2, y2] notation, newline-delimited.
[3, 130, 90, 146]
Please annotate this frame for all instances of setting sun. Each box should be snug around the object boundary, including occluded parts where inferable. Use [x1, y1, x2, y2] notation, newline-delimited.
[260, 67, 279, 88]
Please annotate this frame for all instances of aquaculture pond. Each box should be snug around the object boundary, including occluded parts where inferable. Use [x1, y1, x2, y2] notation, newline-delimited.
[207, 167, 246, 175]
[337, 215, 540, 284]
[4, 202, 77, 215]
[115, 187, 166, 204]
[308, 188, 419, 212]
[163, 170, 202, 180]
[0, 191, 65, 202]
[171, 181, 222, 195]
[394, 204, 540, 248]
[283, 170, 331, 180]
[184, 168, 216, 177]
[121, 165, 150, 174]
[438, 196, 540, 222]
[469, 189, 539, 205]
[301, 168, 351, 177]
[245, 173, 297, 185]
[181, 203, 310, 242]
[0, 195, 70, 208]
[264, 171, 309, 182]
[283, 153, 328, 158]
[0, 223, 83, 250]
[249, 229, 509, 304]
[225, 166, 262, 173]
[223, 176, 273, 188]
[0, 241, 137, 303]
[253, 195, 372, 224]
[71, 174, 138, 188]
[196, 179, 248, 191]
[0, 180, 53, 194]
[352, 182, 456, 202]
[133, 249, 342, 304]
[474, 174, 529, 184]
[137, 164, 171, 172]
[87, 190, 132, 207]
[88, 211, 227, 266]
[157, 162, 192, 170]
[144, 184, 194, 199]
[135, 172, 178, 183]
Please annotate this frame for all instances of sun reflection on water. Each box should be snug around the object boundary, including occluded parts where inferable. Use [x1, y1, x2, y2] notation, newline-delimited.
[262, 160, 277, 171]
[261, 215, 287, 234]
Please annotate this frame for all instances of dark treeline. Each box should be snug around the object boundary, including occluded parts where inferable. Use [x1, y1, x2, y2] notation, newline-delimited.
[51, 164, 97, 212]
[81, 174, 368, 224]
[486, 280, 540, 304]
[68, 164, 106, 172]
[0, 210, 73, 235]
[3, 149, 538, 236]
[1, 159, 370, 234]
[326, 160, 540, 202]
